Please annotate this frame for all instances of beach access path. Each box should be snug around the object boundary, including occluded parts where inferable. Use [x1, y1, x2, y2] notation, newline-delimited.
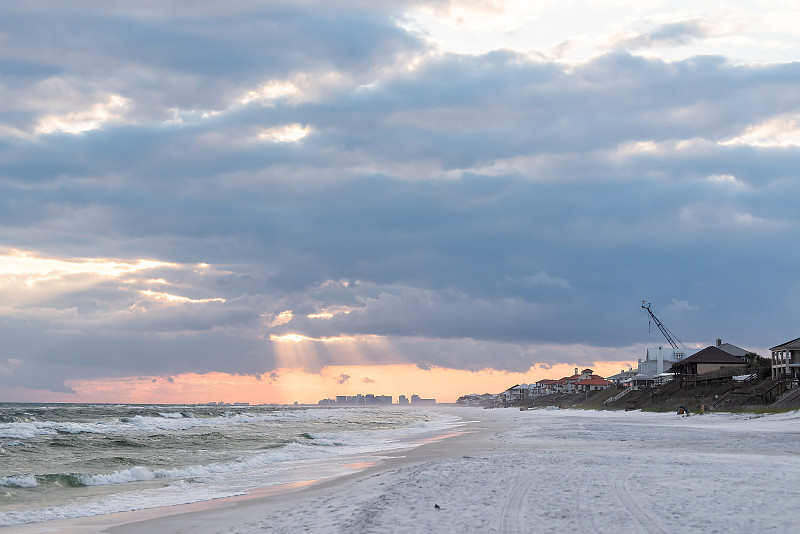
[11, 407, 800, 533]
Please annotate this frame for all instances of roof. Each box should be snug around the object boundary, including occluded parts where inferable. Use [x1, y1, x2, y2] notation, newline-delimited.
[717, 343, 748, 358]
[770, 336, 800, 351]
[678, 346, 748, 365]
[576, 377, 609, 386]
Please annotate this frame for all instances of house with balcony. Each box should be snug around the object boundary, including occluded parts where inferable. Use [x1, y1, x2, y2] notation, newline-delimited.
[771, 337, 800, 379]
[534, 379, 558, 395]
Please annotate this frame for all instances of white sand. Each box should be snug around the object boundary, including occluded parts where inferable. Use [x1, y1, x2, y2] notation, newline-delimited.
[11, 407, 800, 533]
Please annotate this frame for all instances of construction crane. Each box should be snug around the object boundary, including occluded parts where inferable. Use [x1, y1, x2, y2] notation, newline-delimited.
[642, 301, 686, 350]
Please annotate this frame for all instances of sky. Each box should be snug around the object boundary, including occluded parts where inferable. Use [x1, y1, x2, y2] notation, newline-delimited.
[2, 0, 800, 404]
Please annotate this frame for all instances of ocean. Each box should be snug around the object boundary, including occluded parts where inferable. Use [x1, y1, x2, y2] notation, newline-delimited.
[0, 403, 460, 527]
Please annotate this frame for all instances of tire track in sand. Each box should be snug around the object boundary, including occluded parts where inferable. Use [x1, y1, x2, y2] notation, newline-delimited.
[499, 474, 534, 534]
[574, 484, 600, 533]
[611, 470, 669, 534]
[499, 456, 553, 534]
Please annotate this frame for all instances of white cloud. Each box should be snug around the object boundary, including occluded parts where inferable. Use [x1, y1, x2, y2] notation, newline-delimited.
[138, 290, 226, 305]
[731, 212, 765, 226]
[0, 359, 22, 375]
[666, 299, 698, 312]
[240, 80, 301, 106]
[0, 250, 176, 283]
[721, 113, 800, 148]
[268, 310, 294, 327]
[258, 123, 311, 143]
[36, 95, 130, 135]
[523, 271, 571, 289]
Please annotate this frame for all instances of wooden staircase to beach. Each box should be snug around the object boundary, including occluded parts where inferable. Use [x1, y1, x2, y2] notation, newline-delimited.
[624, 388, 653, 410]
[652, 378, 683, 399]
[604, 386, 636, 406]
[729, 376, 788, 407]
[771, 381, 800, 408]
[709, 381, 738, 409]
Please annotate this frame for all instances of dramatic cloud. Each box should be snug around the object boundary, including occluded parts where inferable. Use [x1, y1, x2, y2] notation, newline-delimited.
[1, 1, 799, 397]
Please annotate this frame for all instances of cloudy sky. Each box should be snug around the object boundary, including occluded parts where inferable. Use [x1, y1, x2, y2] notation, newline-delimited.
[2, 0, 800, 403]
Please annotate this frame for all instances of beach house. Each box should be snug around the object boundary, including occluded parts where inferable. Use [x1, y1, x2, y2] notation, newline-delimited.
[770, 336, 800, 379]
[670, 346, 748, 375]
[574, 376, 611, 392]
[627, 346, 698, 386]
[554, 368, 610, 393]
[714, 339, 750, 362]
[534, 379, 558, 395]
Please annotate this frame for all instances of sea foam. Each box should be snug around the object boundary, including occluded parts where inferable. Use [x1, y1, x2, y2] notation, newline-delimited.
[0, 474, 38, 488]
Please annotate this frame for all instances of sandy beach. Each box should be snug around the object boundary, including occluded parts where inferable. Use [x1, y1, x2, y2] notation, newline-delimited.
[9, 407, 800, 533]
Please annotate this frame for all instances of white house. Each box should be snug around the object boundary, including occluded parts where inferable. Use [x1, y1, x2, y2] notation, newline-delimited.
[636, 347, 697, 377]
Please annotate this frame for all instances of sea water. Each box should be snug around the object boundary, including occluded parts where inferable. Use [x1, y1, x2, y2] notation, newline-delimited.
[0, 403, 460, 527]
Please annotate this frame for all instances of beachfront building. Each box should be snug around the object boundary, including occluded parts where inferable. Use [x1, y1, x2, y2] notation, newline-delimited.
[410, 394, 436, 405]
[715, 339, 750, 362]
[574, 376, 611, 392]
[607, 369, 638, 386]
[551, 369, 611, 394]
[534, 379, 558, 395]
[556, 368, 608, 393]
[499, 370, 610, 403]
[457, 393, 498, 407]
[639, 347, 694, 376]
[501, 384, 528, 403]
[770, 336, 800, 379]
[627, 347, 698, 386]
[319, 394, 394, 406]
[671, 346, 748, 375]
[555, 374, 579, 393]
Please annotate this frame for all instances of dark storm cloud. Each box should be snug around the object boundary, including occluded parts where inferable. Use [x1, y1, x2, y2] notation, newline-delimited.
[1, 2, 799, 394]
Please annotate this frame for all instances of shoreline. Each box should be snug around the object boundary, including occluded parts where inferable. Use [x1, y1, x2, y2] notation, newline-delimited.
[9, 407, 800, 533]
[7, 408, 490, 534]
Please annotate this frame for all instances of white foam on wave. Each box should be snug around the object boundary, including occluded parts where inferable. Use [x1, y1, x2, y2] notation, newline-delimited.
[0, 406, 466, 527]
[157, 412, 185, 419]
[2, 406, 459, 442]
[0, 423, 58, 440]
[77, 440, 338, 487]
[78, 466, 156, 486]
[0, 474, 37, 488]
[0, 420, 113, 439]
[73, 416, 454, 489]
[0, 477, 247, 527]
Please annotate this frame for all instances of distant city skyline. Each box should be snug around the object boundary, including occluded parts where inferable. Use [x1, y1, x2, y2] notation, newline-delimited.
[318, 393, 436, 406]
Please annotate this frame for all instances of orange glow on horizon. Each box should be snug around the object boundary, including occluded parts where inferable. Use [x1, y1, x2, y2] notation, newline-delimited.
[2, 361, 636, 405]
